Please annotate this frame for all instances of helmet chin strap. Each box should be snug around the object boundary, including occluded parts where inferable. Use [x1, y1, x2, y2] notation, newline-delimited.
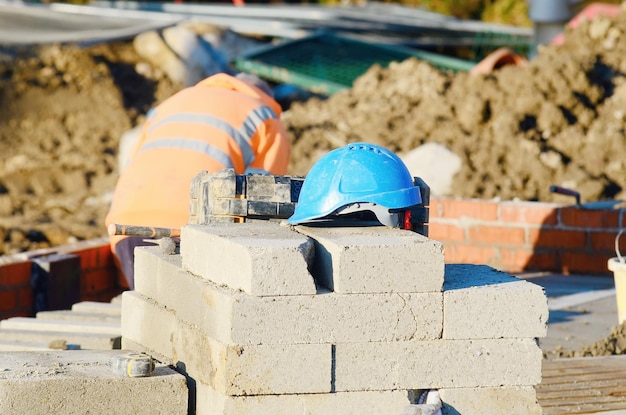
[334, 202, 402, 228]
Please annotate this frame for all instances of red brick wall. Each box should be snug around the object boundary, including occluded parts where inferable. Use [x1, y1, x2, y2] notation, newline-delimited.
[429, 198, 625, 276]
[0, 238, 123, 320]
[57, 238, 124, 302]
[0, 261, 32, 319]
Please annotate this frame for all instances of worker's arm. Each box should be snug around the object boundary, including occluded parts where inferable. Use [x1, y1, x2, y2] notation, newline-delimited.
[246, 117, 291, 175]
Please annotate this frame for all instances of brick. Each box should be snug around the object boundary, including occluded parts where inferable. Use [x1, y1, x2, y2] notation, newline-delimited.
[293, 226, 444, 293]
[438, 199, 499, 221]
[193, 381, 411, 415]
[527, 228, 587, 249]
[0, 261, 31, 287]
[439, 386, 542, 415]
[500, 247, 559, 272]
[429, 198, 444, 218]
[499, 246, 534, 271]
[425, 222, 465, 242]
[500, 201, 558, 225]
[443, 244, 499, 266]
[561, 251, 613, 275]
[180, 222, 316, 296]
[0, 350, 187, 415]
[334, 338, 542, 390]
[122, 291, 331, 395]
[0, 290, 17, 312]
[468, 225, 526, 245]
[443, 264, 548, 339]
[559, 207, 619, 229]
[16, 286, 33, 309]
[133, 247, 443, 345]
[81, 267, 118, 295]
[591, 230, 626, 252]
[62, 239, 114, 269]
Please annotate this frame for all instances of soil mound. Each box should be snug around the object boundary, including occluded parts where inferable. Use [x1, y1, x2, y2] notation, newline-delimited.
[284, 11, 626, 204]
[561, 322, 626, 358]
[0, 42, 179, 253]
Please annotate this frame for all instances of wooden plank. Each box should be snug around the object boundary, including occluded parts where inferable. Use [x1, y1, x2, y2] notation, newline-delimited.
[542, 403, 626, 415]
[540, 382, 626, 397]
[541, 371, 626, 386]
[538, 356, 626, 415]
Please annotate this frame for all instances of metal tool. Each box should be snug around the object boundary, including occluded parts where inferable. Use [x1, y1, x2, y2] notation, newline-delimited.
[550, 185, 624, 209]
[108, 224, 180, 254]
[549, 185, 581, 206]
[108, 224, 181, 238]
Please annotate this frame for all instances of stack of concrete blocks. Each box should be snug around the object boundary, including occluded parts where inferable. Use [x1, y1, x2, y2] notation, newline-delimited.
[121, 220, 548, 414]
[0, 300, 123, 351]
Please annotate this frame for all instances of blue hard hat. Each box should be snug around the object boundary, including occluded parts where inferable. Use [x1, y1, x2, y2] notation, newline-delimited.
[288, 142, 421, 225]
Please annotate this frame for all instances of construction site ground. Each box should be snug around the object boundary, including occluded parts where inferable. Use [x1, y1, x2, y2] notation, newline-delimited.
[523, 272, 619, 359]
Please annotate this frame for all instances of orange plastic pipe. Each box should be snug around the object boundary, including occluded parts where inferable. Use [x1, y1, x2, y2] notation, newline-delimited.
[469, 47, 527, 75]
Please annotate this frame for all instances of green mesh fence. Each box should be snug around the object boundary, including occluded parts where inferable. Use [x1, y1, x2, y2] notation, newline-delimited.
[234, 32, 475, 95]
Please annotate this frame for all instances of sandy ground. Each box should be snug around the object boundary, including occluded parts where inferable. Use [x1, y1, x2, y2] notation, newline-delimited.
[2, 9, 626, 355]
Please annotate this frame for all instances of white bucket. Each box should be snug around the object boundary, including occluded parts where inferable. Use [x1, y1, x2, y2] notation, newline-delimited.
[609, 230, 626, 324]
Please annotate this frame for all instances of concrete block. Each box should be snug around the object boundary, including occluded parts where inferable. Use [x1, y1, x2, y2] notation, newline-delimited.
[180, 222, 317, 296]
[0, 328, 121, 350]
[334, 338, 543, 390]
[0, 317, 121, 336]
[0, 340, 55, 351]
[0, 350, 187, 415]
[443, 264, 548, 339]
[443, 264, 549, 339]
[122, 291, 332, 395]
[36, 310, 121, 323]
[71, 301, 121, 316]
[110, 294, 123, 304]
[134, 245, 183, 301]
[195, 381, 412, 415]
[439, 386, 542, 415]
[293, 225, 444, 293]
[134, 248, 443, 344]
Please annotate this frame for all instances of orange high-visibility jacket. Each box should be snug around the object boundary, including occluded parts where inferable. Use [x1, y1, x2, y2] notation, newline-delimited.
[105, 73, 291, 236]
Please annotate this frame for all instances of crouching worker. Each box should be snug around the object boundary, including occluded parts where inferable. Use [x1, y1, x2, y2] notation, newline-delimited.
[105, 72, 291, 289]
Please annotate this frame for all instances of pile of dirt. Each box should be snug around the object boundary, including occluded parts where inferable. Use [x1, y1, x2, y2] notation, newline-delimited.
[0, 42, 180, 253]
[284, 12, 626, 203]
[560, 322, 626, 358]
[2, 10, 626, 255]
